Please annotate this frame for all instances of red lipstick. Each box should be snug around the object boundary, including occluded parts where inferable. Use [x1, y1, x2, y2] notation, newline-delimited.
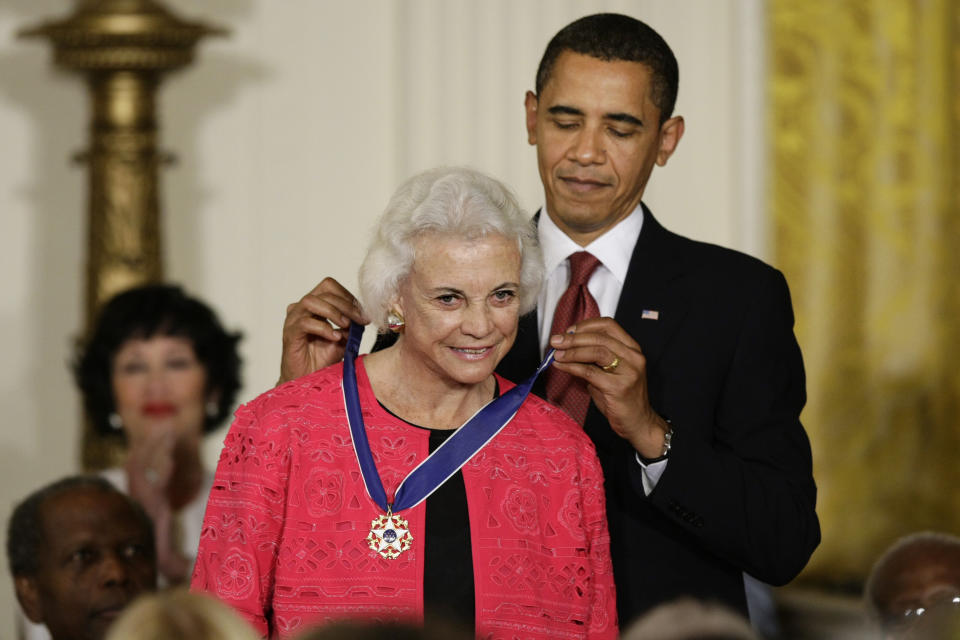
[142, 403, 176, 417]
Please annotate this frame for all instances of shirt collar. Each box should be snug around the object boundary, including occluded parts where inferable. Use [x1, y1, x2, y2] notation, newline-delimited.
[538, 203, 645, 285]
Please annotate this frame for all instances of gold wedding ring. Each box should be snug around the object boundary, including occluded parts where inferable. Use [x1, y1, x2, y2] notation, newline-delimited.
[601, 355, 621, 372]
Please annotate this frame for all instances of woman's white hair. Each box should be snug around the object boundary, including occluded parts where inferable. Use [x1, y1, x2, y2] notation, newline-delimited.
[621, 598, 759, 640]
[105, 588, 259, 640]
[359, 167, 543, 330]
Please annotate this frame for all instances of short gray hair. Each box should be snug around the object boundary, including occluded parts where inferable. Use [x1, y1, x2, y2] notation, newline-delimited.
[621, 598, 759, 640]
[105, 589, 259, 640]
[359, 167, 543, 330]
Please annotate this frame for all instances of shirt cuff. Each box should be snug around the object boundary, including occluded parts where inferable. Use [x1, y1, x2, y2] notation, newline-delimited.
[635, 452, 669, 496]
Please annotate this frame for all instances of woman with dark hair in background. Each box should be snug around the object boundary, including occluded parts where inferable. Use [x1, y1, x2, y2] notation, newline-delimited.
[74, 283, 242, 584]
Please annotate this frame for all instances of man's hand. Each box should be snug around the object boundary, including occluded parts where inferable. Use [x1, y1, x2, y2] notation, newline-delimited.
[279, 277, 369, 384]
[549, 317, 670, 459]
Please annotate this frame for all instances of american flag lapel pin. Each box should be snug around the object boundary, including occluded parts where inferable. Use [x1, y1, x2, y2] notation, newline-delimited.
[641, 309, 660, 320]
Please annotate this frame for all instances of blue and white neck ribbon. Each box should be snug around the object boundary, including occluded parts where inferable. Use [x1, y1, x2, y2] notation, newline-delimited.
[342, 322, 554, 515]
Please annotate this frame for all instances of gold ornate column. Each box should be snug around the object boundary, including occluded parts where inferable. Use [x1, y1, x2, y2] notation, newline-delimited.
[20, 0, 224, 468]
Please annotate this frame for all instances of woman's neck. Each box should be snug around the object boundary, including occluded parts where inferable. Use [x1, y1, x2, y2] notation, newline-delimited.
[363, 346, 496, 430]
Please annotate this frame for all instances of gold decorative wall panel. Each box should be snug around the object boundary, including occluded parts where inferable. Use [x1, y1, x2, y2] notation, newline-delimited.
[769, 0, 960, 586]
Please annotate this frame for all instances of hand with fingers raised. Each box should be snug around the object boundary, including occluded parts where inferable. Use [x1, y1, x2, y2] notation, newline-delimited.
[279, 277, 370, 385]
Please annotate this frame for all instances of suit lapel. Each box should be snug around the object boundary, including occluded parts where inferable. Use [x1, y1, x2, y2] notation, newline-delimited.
[580, 206, 697, 449]
[499, 206, 699, 404]
[614, 205, 696, 370]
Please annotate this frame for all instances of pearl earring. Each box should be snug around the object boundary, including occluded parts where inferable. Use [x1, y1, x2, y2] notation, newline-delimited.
[387, 311, 405, 333]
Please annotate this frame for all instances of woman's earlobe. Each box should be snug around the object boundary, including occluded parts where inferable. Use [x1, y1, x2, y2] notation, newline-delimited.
[387, 311, 405, 333]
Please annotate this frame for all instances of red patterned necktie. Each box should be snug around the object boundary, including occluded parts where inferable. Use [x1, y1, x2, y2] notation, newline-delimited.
[545, 251, 602, 424]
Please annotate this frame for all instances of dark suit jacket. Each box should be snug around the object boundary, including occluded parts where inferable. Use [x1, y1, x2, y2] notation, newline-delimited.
[497, 206, 820, 625]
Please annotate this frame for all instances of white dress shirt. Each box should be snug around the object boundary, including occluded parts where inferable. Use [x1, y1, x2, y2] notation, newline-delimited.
[535, 204, 667, 495]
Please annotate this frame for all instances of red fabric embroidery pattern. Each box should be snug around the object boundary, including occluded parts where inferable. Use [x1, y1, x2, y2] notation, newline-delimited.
[303, 469, 344, 515]
[503, 487, 540, 532]
[191, 360, 617, 639]
[217, 549, 256, 599]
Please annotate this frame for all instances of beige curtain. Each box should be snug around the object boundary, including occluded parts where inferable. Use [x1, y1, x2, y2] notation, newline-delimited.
[769, 1, 960, 585]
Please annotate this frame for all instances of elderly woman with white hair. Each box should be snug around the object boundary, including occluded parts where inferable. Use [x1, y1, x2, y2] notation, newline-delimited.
[191, 167, 617, 639]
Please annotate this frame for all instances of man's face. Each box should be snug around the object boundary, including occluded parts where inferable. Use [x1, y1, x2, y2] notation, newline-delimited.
[875, 551, 960, 638]
[15, 488, 157, 640]
[525, 51, 684, 246]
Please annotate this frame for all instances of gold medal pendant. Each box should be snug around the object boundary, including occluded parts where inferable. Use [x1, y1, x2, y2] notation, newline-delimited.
[344, 324, 545, 564]
[366, 512, 413, 559]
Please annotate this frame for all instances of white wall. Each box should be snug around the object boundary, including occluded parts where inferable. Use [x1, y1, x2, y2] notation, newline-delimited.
[0, 1, 763, 634]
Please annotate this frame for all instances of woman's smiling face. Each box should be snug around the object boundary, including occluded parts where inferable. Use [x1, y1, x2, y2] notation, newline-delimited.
[394, 231, 523, 388]
[110, 335, 209, 443]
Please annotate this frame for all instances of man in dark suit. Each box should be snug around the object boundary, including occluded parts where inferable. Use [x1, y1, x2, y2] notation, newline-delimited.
[278, 13, 819, 627]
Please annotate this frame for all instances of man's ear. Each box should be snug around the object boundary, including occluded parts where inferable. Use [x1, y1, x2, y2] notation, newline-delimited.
[656, 115, 685, 166]
[524, 91, 539, 145]
[14, 575, 43, 624]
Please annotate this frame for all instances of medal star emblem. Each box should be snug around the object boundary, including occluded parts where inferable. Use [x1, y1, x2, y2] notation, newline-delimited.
[367, 513, 413, 559]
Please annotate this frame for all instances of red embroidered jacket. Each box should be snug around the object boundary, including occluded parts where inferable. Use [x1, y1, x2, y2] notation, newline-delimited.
[191, 359, 617, 639]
